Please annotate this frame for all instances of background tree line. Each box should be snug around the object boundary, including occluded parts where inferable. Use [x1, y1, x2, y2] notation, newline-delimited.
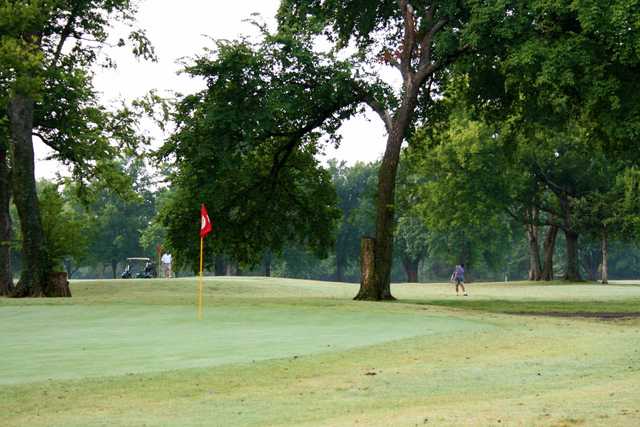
[11, 155, 640, 284]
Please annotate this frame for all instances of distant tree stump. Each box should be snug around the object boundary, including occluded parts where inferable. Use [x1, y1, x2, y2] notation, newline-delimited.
[48, 272, 71, 297]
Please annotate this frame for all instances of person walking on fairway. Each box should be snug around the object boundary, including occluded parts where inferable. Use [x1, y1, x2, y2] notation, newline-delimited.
[451, 263, 468, 296]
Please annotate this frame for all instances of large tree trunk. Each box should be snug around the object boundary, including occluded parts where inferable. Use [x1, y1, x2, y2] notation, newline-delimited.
[564, 230, 581, 281]
[402, 256, 419, 283]
[0, 142, 12, 296]
[355, 89, 418, 300]
[525, 222, 542, 281]
[601, 228, 608, 284]
[541, 225, 558, 281]
[355, 131, 401, 300]
[8, 95, 66, 297]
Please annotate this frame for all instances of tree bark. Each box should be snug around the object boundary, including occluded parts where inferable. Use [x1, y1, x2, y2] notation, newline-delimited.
[541, 225, 558, 281]
[402, 256, 419, 283]
[48, 271, 71, 297]
[355, 237, 376, 300]
[111, 259, 118, 279]
[8, 95, 66, 297]
[601, 228, 608, 284]
[526, 222, 542, 281]
[0, 142, 12, 296]
[564, 230, 581, 281]
[368, 129, 404, 300]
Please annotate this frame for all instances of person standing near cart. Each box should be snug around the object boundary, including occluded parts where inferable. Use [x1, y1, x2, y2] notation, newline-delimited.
[450, 263, 468, 296]
[161, 252, 172, 278]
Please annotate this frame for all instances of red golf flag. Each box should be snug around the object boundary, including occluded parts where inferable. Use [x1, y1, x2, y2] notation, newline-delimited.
[200, 204, 212, 238]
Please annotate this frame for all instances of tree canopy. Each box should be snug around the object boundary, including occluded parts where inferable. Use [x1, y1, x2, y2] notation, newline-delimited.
[158, 32, 365, 270]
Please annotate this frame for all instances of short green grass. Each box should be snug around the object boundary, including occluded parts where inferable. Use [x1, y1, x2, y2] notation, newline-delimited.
[1, 277, 639, 426]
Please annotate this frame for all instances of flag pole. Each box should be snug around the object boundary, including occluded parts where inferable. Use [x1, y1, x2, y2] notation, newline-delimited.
[198, 203, 212, 320]
[198, 236, 204, 320]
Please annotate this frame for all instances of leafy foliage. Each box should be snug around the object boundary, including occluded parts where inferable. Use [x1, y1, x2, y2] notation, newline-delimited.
[158, 32, 367, 269]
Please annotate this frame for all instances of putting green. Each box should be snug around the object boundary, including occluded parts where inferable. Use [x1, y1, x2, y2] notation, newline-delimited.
[0, 302, 490, 385]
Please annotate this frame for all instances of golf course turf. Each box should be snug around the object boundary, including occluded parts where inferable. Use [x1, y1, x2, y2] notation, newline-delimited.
[1, 277, 639, 426]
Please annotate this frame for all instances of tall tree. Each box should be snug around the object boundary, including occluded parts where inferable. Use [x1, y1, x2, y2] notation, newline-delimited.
[158, 34, 360, 270]
[0, 0, 153, 296]
[278, 0, 520, 299]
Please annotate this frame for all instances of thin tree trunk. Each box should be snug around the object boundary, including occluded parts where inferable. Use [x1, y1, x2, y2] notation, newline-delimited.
[564, 230, 581, 281]
[111, 259, 117, 279]
[0, 142, 12, 296]
[526, 223, 542, 281]
[601, 228, 608, 284]
[402, 257, 419, 283]
[264, 251, 271, 277]
[8, 95, 63, 297]
[541, 225, 558, 281]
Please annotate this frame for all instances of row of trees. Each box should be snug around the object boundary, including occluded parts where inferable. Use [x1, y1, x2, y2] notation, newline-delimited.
[4, 1, 640, 300]
[16, 156, 640, 284]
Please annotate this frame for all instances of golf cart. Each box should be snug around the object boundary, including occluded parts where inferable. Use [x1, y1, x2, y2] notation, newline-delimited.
[121, 257, 157, 279]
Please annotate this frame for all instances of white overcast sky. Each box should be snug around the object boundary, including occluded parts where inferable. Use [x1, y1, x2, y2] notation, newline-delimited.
[34, 0, 388, 179]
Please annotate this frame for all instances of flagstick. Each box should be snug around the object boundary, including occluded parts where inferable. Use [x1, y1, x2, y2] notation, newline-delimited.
[198, 237, 204, 320]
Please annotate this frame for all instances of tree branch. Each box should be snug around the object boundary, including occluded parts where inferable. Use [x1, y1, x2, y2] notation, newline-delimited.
[416, 43, 471, 85]
[32, 131, 53, 148]
[363, 96, 392, 133]
[418, 15, 448, 70]
[53, 7, 81, 66]
[398, 0, 417, 78]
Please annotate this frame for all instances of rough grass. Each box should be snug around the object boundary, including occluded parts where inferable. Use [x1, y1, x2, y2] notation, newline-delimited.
[1, 277, 639, 426]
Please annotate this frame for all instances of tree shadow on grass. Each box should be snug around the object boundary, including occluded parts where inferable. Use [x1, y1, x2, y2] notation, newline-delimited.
[403, 298, 640, 319]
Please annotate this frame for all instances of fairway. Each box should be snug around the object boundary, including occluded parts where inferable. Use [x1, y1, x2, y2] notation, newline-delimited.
[2, 277, 640, 426]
